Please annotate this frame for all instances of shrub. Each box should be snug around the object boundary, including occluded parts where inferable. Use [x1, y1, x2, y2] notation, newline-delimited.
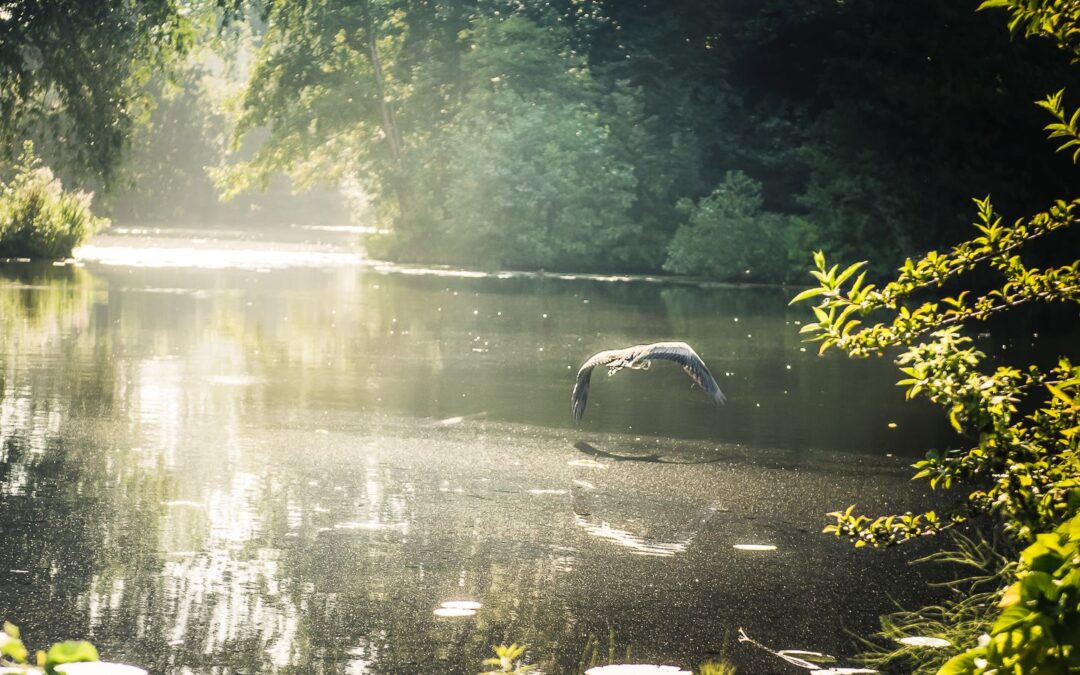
[791, 2, 1080, 670]
[938, 512, 1080, 673]
[663, 171, 813, 283]
[0, 142, 107, 260]
[438, 92, 641, 271]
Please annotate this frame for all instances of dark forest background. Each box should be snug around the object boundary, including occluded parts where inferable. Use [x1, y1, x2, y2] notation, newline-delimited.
[3, 0, 1078, 281]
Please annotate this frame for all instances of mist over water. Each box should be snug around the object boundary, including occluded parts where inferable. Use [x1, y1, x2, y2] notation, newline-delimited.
[0, 226, 1066, 672]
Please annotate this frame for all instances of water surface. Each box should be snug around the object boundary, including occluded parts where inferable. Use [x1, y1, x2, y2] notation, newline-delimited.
[0, 227, 1052, 673]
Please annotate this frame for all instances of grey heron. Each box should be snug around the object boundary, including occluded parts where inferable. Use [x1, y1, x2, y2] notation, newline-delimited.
[571, 341, 726, 423]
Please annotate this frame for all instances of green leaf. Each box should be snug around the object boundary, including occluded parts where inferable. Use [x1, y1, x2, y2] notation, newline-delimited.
[992, 604, 1035, 634]
[789, 286, 826, 305]
[45, 641, 99, 673]
[834, 261, 867, 287]
[835, 303, 860, 327]
[948, 406, 963, 433]
[1048, 383, 1074, 404]
[937, 649, 982, 675]
[0, 636, 29, 664]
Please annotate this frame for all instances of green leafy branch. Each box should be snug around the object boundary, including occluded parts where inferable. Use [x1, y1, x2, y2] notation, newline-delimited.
[790, 199, 1080, 358]
[791, 99, 1080, 548]
[1036, 89, 1080, 162]
[823, 334, 1080, 547]
[824, 506, 960, 548]
[978, 0, 1080, 59]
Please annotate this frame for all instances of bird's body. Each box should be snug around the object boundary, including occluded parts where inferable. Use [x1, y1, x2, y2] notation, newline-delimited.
[571, 341, 725, 423]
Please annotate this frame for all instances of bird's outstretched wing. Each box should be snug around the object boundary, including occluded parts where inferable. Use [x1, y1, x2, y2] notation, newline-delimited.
[571, 349, 629, 424]
[638, 342, 727, 404]
[570, 342, 725, 424]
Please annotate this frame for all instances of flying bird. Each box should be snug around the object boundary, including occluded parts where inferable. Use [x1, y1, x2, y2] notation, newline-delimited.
[571, 341, 726, 423]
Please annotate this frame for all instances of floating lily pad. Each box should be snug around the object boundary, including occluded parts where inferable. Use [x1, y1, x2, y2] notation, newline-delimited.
[440, 600, 482, 610]
[897, 636, 950, 648]
[433, 607, 476, 617]
[585, 666, 691, 674]
[53, 664, 148, 675]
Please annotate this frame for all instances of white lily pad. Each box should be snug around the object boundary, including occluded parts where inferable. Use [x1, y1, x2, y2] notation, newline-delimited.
[433, 607, 476, 617]
[54, 664, 148, 675]
[898, 636, 951, 648]
[585, 666, 691, 674]
[440, 600, 482, 610]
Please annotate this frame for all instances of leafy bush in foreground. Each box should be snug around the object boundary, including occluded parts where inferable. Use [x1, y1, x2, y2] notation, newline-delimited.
[0, 142, 107, 260]
[792, 1, 1080, 671]
[938, 512, 1080, 673]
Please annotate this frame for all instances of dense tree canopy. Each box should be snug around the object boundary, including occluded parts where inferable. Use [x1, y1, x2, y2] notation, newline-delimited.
[4, 0, 1079, 279]
[0, 0, 193, 187]
[210, 0, 1080, 280]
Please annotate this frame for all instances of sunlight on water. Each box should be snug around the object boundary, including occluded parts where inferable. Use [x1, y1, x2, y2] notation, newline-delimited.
[573, 514, 691, 558]
[76, 244, 365, 270]
[440, 600, 483, 610]
[0, 243, 1013, 672]
[290, 224, 386, 234]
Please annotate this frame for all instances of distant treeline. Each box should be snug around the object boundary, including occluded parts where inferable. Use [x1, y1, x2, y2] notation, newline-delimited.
[4, 1, 1079, 281]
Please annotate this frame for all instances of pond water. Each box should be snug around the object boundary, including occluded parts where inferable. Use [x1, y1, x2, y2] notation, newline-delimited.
[0, 226, 1063, 673]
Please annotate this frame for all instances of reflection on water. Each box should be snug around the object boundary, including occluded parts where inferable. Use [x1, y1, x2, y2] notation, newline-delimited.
[572, 501, 722, 558]
[1, 236, 1065, 672]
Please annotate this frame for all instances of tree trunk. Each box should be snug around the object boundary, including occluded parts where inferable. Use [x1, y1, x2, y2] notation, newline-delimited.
[359, 1, 410, 226]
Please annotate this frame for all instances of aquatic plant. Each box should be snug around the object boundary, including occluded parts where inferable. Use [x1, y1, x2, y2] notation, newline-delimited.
[736, 628, 874, 673]
[939, 512, 1080, 672]
[479, 643, 537, 675]
[857, 532, 1015, 674]
[695, 660, 737, 675]
[0, 142, 107, 260]
[577, 629, 632, 673]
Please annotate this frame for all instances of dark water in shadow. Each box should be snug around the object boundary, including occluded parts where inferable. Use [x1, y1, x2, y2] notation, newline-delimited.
[0, 230, 1072, 673]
